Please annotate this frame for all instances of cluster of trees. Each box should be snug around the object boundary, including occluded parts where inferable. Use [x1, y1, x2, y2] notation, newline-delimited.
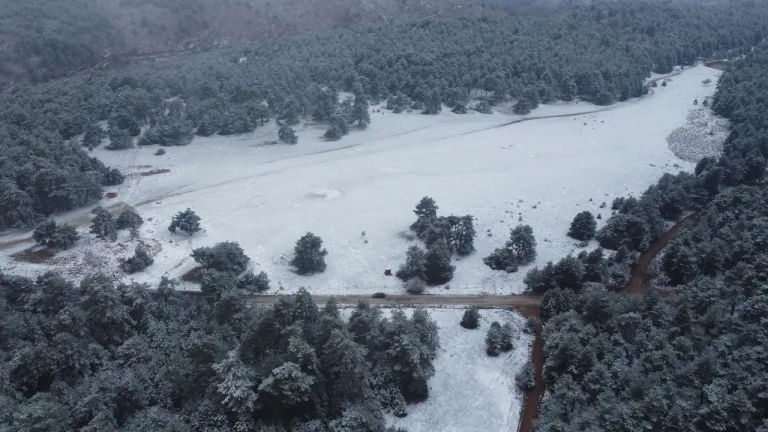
[32, 220, 79, 250]
[396, 197, 476, 289]
[3, 1, 767, 227]
[483, 225, 537, 273]
[536, 41, 768, 431]
[0, 270, 440, 431]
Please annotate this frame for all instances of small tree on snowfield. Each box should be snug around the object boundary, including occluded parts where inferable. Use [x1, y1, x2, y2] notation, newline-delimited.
[423, 240, 455, 285]
[124, 244, 154, 273]
[33, 220, 79, 249]
[460, 308, 480, 329]
[90, 206, 117, 242]
[411, 196, 438, 236]
[279, 126, 298, 144]
[404, 277, 427, 294]
[238, 270, 271, 293]
[116, 209, 143, 231]
[396, 245, 427, 281]
[568, 211, 597, 241]
[169, 209, 201, 235]
[485, 321, 503, 356]
[291, 232, 328, 275]
[509, 225, 537, 264]
[191, 241, 250, 275]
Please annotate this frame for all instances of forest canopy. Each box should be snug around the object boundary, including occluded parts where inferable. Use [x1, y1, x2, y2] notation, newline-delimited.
[2, 0, 767, 228]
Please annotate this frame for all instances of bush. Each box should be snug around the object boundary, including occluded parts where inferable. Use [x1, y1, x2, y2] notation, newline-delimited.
[423, 240, 455, 285]
[90, 206, 117, 242]
[124, 244, 154, 273]
[483, 247, 519, 273]
[460, 308, 480, 329]
[155, 148, 166, 156]
[396, 245, 426, 282]
[516, 361, 536, 392]
[404, 277, 426, 294]
[291, 232, 328, 275]
[32, 220, 79, 249]
[116, 210, 143, 230]
[191, 241, 250, 275]
[568, 211, 597, 241]
[484, 224, 537, 271]
[238, 270, 271, 293]
[169, 208, 201, 235]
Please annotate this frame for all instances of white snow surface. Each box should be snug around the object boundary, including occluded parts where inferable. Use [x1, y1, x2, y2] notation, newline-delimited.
[381, 309, 531, 432]
[0, 65, 723, 293]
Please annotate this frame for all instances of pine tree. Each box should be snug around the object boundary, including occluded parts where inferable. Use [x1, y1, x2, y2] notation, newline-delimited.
[280, 97, 301, 126]
[423, 240, 455, 285]
[568, 211, 597, 241]
[291, 232, 328, 275]
[509, 224, 537, 264]
[82, 124, 106, 149]
[124, 244, 154, 273]
[33, 220, 79, 249]
[500, 322, 515, 352]
[453, 215, 476, 256]
[191, 241, 250, 275]
[324, 124, 342, 141]
[485, 321, 503, 356]
[116, 209, 143, 230]
[106, 128, 133, 150]
[410, 196, 438, 236]
[460, 308, 480, 329]
[169, 208, 201, 235]
[351, 95, 371, 128]
[396, 245, 426, 281]
[424, 89, 442, 114]
[278, 126, 298, 144]
[238, 270, 271, 293]
[90, 206, 117, 242]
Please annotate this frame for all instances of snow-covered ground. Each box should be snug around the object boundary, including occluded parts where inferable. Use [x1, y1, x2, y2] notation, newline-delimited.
[0, 65, 724, 294]
[384, 309, 531, 432]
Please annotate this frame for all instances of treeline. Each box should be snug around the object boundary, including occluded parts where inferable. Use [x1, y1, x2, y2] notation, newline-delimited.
[0, 272, 438, 431]
[3, 0, 767, 229]
[534, 42, 768, 431]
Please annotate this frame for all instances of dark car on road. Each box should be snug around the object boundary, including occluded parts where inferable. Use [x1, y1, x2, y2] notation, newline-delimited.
[372, 292, 386, 299]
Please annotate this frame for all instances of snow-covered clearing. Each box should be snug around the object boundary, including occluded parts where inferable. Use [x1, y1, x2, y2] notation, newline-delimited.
[381, 309, 531, 432]
[0, 66, 724, 294]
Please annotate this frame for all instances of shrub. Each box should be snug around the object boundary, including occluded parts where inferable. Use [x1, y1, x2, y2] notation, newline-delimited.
[460, 308, 480, 329]
[568, 211, 597, 241]
[516, 361, 536, 392]
[238, 270, 271, 293]
[169, 208, 201, 235]
[291, 232, 328, 275]
[116, 210, 143, 230]
[404, 277, 426, 294]
[191, 241, 250, 275]
[124, 244, 154, 273]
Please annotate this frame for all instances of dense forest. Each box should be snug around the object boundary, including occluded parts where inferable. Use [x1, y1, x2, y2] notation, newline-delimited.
[534, 42, 768, 431]
[2, 0, 767, 229]
[0, 273, 438, 431]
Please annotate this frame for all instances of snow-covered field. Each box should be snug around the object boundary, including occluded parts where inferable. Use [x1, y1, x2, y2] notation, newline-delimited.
[384, 309, 531, 432]
[0, 65, 724, 294]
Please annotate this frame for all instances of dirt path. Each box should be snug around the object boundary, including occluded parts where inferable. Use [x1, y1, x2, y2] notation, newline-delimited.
[517, 312, 544, 432]
[624, 212, 701, 295]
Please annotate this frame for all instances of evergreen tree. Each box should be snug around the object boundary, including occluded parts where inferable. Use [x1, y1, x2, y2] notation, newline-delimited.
[124, 244, 154, 273]
[169, 208, 201, 235]
[278, 126, 298, 144]
[32, 220, 79, 249]
[350, 95, 370, 128]
[410, 196, 438, 236]
[423, 240, 455, 285]
[499, 322, 515, 352]
[238, 270, 271, 293]
[324, 124, 342, 141]
[509, 224, 537, 264]
[291, 232, 328, 275]
[82, 124, 106, 149]
[90, 206, 117, 242]
[106, 128, 133, 150]
[568, 211, 597, 241]
[460, 308, 480, 329]
[424, 89, 442, 114]
[191, 241, 250, 275]
[280, 97, 301, 126]
[485, 321, 503, 356]
[396, 245, 426, 282]
[116, 209, 143, 230]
